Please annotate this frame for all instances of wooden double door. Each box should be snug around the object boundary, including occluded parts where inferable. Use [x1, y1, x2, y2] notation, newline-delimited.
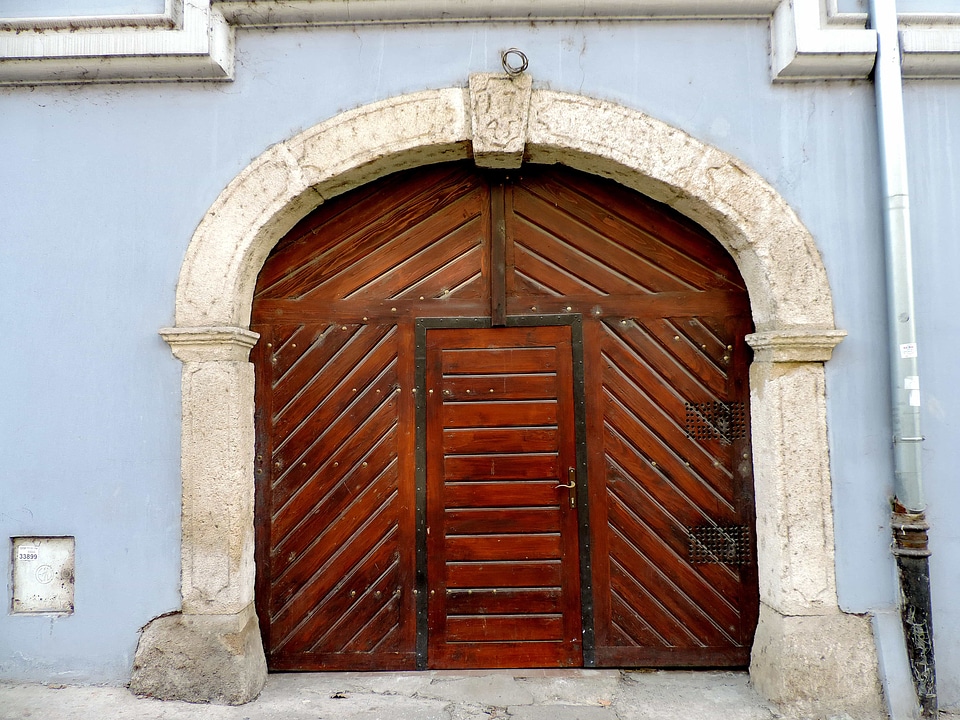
[251, 162, 758, 671]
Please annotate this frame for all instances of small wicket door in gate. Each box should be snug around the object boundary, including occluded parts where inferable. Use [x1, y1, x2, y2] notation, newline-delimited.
[423, 324, 584, 668]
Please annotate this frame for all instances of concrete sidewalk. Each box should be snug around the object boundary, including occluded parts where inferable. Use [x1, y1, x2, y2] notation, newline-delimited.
[0, 669, 891, 720]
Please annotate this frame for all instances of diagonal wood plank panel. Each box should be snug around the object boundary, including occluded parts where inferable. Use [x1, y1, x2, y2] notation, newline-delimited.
[593, 316, 755, 665]
[505, 166, 756, 668]
[514, 170, 747, 294]
[252, 164, 497, 671]
[254, 321, 409, 669]
[257, 164, 486, 302]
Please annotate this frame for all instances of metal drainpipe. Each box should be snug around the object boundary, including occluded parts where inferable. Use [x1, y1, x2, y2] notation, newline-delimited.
[866, 0, 937, 715]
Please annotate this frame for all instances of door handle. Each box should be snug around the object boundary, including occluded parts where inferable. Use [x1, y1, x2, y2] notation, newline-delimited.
[555, 468, 577, 507]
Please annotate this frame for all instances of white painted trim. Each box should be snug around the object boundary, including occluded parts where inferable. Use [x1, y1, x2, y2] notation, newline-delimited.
[0, 15, 174, 32]
[902, 27, 960, 78]
[771, 0, 960, 80]
[826, 0, 960, 27]
[213, 0, 780, 26]
[2, 0, 960, 84]
[0, 0, 179, 31]
[0, 0, 233, 85]
[771, 0, 876, 80]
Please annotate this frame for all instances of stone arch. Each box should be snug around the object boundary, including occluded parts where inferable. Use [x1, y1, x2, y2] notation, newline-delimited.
[174, 87, 831, 333]
[139, 82, 879, 717]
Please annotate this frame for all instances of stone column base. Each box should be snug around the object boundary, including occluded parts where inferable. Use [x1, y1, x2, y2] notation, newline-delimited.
[750, 603, 883, 719]
[130, 604, 267, 705]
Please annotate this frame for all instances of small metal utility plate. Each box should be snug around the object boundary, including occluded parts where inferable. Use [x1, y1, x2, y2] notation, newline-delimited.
[11, 536, 75, 614]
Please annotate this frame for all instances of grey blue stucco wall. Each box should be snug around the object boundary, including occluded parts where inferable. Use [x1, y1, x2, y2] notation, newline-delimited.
[0, 18, 957, 707]
[903, 80, 960, 708]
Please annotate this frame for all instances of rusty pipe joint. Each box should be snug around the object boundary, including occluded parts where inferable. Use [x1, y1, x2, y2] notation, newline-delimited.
[892, 501, 931, 558]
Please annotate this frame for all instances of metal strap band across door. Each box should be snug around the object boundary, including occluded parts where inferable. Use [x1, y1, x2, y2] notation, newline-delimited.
[490, 181, 507, 327]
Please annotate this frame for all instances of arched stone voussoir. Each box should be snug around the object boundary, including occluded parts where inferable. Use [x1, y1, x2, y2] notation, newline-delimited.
[176, 88, 472, 329]
[525, 90, 835, 333]
[287, 87, 472, 195]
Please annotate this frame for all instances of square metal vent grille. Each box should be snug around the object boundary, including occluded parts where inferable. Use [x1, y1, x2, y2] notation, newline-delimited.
[688, 525, 750, 565]
[685, 401, 746, 445]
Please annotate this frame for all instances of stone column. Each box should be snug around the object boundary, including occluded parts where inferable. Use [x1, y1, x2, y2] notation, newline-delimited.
[746, 329, 882, 719]
[130, 327, 266, 705]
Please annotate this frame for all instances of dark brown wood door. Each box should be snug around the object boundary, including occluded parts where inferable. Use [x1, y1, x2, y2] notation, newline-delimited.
[251, 161, 758, 671]
[251, 321, 414, 670]
[424, 326, 582, 668]
[500, 169, 758, 666]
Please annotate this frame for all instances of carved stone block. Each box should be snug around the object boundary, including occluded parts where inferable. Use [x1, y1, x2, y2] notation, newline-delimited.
[469, 73, 532, 169]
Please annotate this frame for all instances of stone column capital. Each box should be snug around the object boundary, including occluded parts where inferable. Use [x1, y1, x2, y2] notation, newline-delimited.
[160, 326, 260, 363]
[746, 327, 847, 363]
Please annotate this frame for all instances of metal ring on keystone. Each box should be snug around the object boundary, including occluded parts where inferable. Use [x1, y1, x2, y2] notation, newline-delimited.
[501, 48, 528, 76]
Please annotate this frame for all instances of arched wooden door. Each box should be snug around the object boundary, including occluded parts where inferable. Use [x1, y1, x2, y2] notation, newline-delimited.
[251, 162, 758, 671]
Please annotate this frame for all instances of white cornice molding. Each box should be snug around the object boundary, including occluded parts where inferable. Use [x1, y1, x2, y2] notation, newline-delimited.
[1, 0, 959, 85]
[771, 0, 877, 80]
[0, 0, 179, 31]
[772, 0, 960, 80]
[213, 0, 780, 26]
[0, 0, 233, 85]
[901, 27, 960, 78]
[0, 14, 175, 32]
